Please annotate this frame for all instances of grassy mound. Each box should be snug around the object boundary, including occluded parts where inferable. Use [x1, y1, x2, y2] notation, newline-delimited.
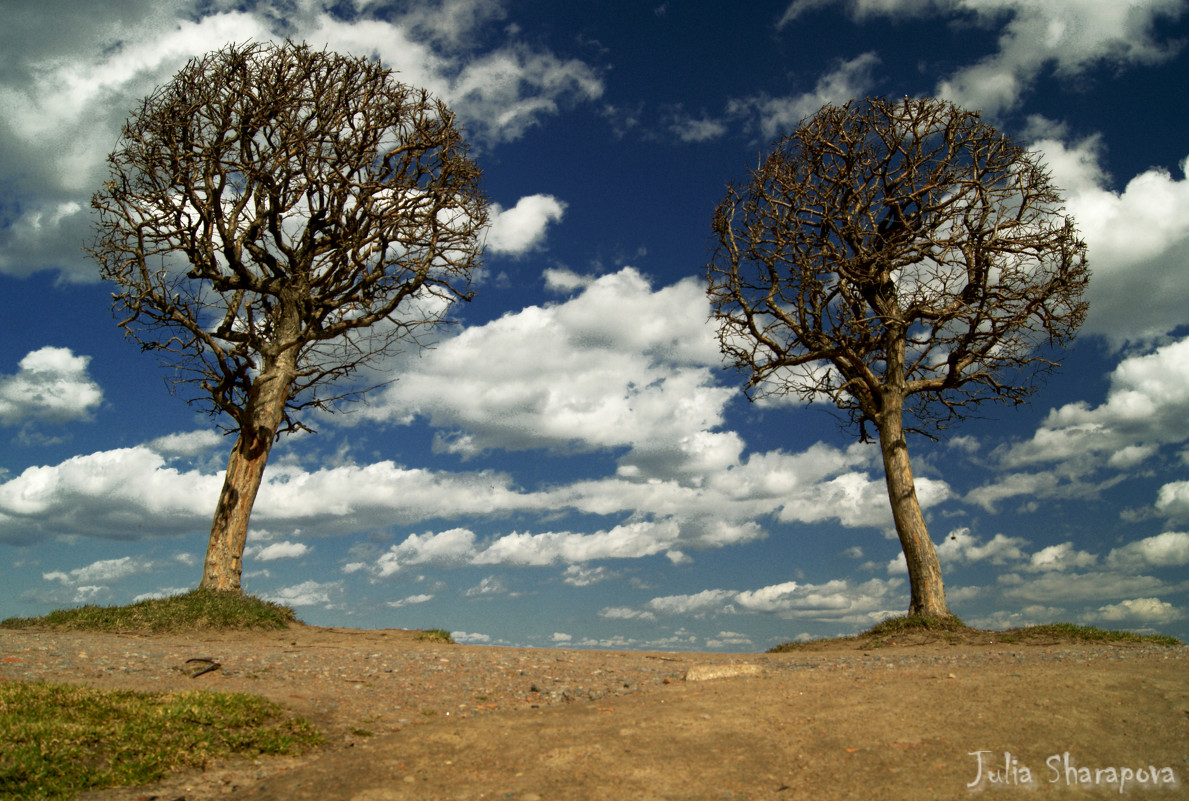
[769, 616, 1182, 652]
[0, 681, 321, 800]
[0, 589, 298, 634]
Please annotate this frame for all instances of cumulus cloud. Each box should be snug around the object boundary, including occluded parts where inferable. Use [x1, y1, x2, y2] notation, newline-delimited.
[354, 268, 730, 478]
[387, 593, 434, 608]
[969, 335, 1189, 511]
[998, 571, 1171, 604]
[1105, 531, 1189, 571]
[263, 579, 341, 607]
[148, 430, 224, 456]
[486, 194, 567, 255]
[1032, 137, 1189, 345]
[0, 447, 219, 544]
[247, 541, 311, 561]
[0, 444, 541, 545]
[1156, 484, 1189, 521]
[43, 556, 149, 585]
[465, 575, 508, 597]
[561, 565, 614, 586]
[638, 577, 903, 622]
[1093, 597, 1183, 625]
[889, 529, 1030, 574]
[780, 0, 1186, 115]
[599, 606, 657, 621]
[0, 347, 103, 426]
[375, 528, 479, 576]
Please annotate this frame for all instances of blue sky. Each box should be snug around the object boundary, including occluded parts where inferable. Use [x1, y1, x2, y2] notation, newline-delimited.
[2, 0, 1188, 651]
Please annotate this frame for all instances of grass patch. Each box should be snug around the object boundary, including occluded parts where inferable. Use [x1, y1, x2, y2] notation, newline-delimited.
[769, 616, 1183, 653]
[0, 589, 298, 634]
[0, 681, 321, 800]
[865, 613, 969, 637]
[994, 622, 1182, 647]
[415, 629, 455, 644]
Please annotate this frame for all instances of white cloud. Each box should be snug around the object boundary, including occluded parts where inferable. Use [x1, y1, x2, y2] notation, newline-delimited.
[0, 444, 544, 545]
[1032, 137, 1189, 345]
[780, 0, 1186, 115]
[133, 587, 190, 602]
[451, 630, 492, 643]
[465, 575, 508, 596]
[355, 268, 729, 479]
[43, 556, 149, 585]
[561, 565, 614, 586]
[247, 541, 311, 561]
[666, 110, 729, 143]
[945, 530, 1028, 565]
[705, 631, 754, 649]
[0, 447, 219, 544]
[263, 579, 341, 607]
[0, 347, 103, 425]
[641, 577, 903, 621]
[1092, 597, 1183, 625]
[376, 528, 479, 576]
[148, 430, 224, 457]
[599, 606, 657, 621]
[1155, 482, 1189, 522]
[1105, 531, 1189, 571]
[486, 194, 567, 255]
[728, 53, 881, 140]
[476, 521, 682, 566]
[550, 631, 572, 643]
[387, 593, 434, 608]
[998, 571, 1171, 604]
[969, 335, 1189, 511]
[1025, 541, 1098, 572]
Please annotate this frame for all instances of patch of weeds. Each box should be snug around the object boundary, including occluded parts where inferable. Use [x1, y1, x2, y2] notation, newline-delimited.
[350, 728, 375, 738]
[0, 680, 321, 800]
[1009, 623, 1181, 646]
[415, 629, 454, 644]
[863, 614, 969, 637]
[420, 709, 437, 716]
[0, 589, 298, 634]
[767, 616, 1182, 653]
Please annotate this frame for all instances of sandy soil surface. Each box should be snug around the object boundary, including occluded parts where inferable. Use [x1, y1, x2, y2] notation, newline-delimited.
[2, 625, 1186, 800]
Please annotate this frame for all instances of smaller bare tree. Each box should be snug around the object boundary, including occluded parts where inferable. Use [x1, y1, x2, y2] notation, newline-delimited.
[89, 41, 488, 592]
[707, 97, 1089, 619]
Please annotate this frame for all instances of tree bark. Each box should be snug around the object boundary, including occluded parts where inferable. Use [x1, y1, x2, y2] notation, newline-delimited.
[198, 355, 295, 593]
[875, 392, 951, 619]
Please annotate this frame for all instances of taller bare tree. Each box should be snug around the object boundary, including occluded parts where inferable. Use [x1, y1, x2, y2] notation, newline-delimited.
[707, 97, 1089, 619]
[89, 41, 488, 593]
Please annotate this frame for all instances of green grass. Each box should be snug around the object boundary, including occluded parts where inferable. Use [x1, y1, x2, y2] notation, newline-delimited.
[415, 628, 455, 643]
[0, 681, 321, 801]
[0, 589, 298, 634]
[769, 615, 1183, 652]
[865, 613, 969, 636]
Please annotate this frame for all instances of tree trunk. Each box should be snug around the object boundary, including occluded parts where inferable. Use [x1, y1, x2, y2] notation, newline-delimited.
[875, 393, 950, 619]
[198, 357, 295, 593]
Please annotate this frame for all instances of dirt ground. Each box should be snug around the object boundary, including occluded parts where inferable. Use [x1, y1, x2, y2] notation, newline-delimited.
[2, 625, 1187, 800]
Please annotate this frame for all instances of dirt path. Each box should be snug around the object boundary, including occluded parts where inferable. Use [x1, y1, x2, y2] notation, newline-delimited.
[2, 626, 1186, 800]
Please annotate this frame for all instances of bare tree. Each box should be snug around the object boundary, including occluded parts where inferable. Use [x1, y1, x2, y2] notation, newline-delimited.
[707, 97, 1089, 619]
[89, 41, 488, 592]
